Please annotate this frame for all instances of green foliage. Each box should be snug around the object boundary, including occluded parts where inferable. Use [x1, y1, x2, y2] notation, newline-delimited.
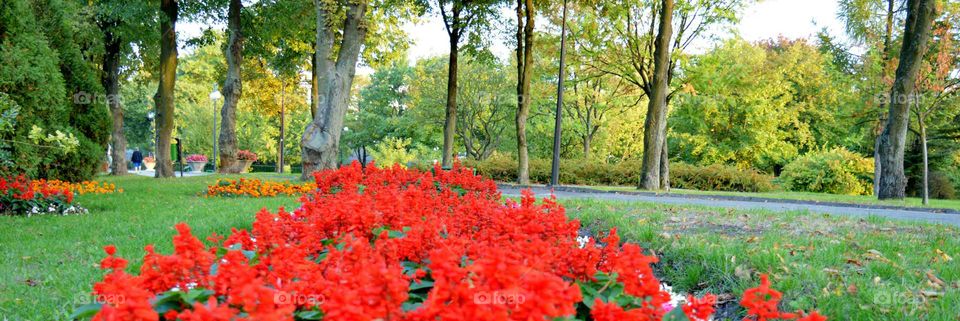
[779, 148, 875, 196]
[671, 163, 775, 193]
[0, 0, 109, 181]
[454, 154, 774, 192]
[927, 172, 957, 200]
[671, 38, 859, 173]
[369, 137, 417, 168]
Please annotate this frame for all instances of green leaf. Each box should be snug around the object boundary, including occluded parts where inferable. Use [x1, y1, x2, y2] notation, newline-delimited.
[69, 303, 102, 320]
[401, 302, 423, 312]
[663, 307, 691, 321]
[294, 310, 324, 320]
[409, 280, 434, 291]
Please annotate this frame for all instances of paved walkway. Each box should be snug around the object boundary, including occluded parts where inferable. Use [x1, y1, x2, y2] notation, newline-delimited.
[499, 186, 960, 227]
[131, 169, 212, 178]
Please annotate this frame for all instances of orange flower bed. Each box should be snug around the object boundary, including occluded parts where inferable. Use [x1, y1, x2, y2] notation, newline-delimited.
[31, 179, 121, 195]
[206, 178, 315, 197]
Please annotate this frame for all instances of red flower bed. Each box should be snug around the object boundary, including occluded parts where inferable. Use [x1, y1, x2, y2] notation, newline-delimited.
[79, 163, 825, 321]
[1, 175, 82, 215]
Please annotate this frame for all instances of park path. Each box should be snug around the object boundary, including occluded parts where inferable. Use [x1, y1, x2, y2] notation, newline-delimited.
[499, 186, 960, 227]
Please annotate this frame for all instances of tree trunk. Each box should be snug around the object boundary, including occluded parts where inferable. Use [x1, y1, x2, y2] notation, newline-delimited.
[877, 0, 936, 199]
[218, 0, 243, 173]
[154, 0, 178, 178]
[873, 138, 882, 195]
[102, 26, 127, 176]
[920, 116, 928, 205]
[300, 1, 368, 180]
[441, 32, 460, 169]
[515, 0, 535, 184]
[874, 0, 896, 196]
[278, 79, 285, 173]
[583, 134, 591, 159]
[310, 44, 319, 119]
[639, 0, 673, 190]
[660, 134, 670, 190]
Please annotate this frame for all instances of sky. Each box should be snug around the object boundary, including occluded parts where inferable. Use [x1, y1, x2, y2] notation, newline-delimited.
[403, 0, 848, 62]
[182, 0, 849, 65]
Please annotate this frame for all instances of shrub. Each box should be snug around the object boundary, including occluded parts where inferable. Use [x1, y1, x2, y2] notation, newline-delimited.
[927, 172, 957, 200]
[79, 164, 825, 321]
[460, 155, 774, 192]
[671, 163, 775, 192]
[369, 137, 417, 168]
[779, 148, 874, 195]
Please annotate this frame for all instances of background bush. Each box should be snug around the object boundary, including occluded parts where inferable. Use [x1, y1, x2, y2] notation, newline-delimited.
[670, 163, 775, 192]
[779, 148, 874, 195]
[449, 154, 775, 193]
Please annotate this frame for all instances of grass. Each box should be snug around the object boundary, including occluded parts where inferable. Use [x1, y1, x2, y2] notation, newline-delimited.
[1, 174, 958, 320]
[0, 173, 301, 320]
[563, 198, 960, 320]
[587, 185, 960, 211]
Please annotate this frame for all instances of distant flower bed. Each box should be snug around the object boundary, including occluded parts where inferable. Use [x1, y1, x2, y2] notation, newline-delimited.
[1, 175, 86, 216]
[236, 150, 258, 161]
[79, 163, 825, 321]
[143, 156, 156, 163]
[185, 154, 208, 163]
[32, 179, 121, 195]
[206, 178, 314, 197]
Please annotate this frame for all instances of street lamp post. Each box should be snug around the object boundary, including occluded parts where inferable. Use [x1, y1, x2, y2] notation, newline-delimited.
[147, 111, 156, 156]
[210, 85, 222, 172]
[550, 0, 569, 187]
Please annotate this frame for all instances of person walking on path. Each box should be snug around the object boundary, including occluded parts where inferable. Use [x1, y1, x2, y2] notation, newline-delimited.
[131, 149, 144, 172]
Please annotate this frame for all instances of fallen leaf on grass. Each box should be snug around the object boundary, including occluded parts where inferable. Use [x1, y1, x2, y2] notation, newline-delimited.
[920, 290, 943, 298]
[934, 249, 953, 262]
[926, 271, 946, 289]
[865, 249, 892, 263]
[735, 265, 753, 280]
[716, 293, 736, 303]
[847, 284, 858, 294]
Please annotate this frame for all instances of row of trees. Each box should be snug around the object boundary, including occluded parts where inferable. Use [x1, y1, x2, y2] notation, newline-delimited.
[1, 0, 956, 201]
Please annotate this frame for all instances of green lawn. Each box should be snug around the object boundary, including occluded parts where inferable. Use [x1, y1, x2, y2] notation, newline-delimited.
[587, 185, 960, 211]
[0, 174, 301, 320]
[564, 198, 960, 320]
[1, 175, 958, 320]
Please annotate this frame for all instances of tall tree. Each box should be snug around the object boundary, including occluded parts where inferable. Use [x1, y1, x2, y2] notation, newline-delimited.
[584, 0, 747, 189]
[218, 0, 244, 173]
[100, 17, 126, 175]
[154, 0, 179, 178]
[876, 0, 937, 199]
[437, 0, 497, 169]
[910, 7, 960, 203]
[514, 0, 534, 183]
[91, 0, 153, 176]
[639, 0, 673, 189]
[300, 0, 369, 179]
[839, 0, 906, 195]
